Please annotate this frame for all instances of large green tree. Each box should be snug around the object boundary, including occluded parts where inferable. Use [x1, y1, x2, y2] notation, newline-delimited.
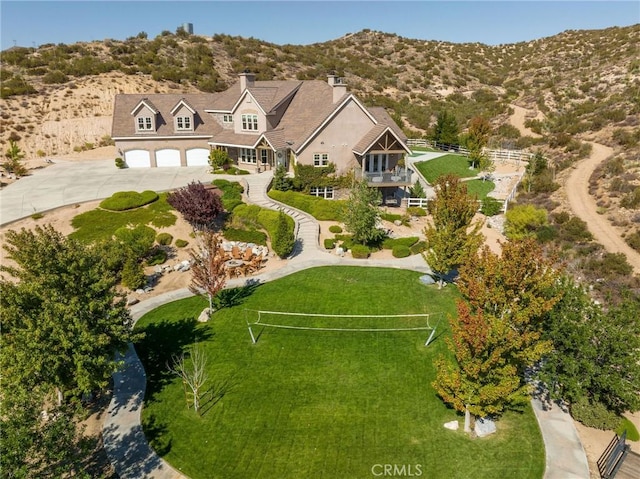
[465, 116, 493, 170]
[422, 174, 483, 288]
[539, 279, 640, 424]
[342, 180, 384, 245]
[430, 110, 459, 145]
[434, 239, 562, 418]
[0, 225, 135, 400]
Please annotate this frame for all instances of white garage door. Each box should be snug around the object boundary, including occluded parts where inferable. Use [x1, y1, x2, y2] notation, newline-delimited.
[186, 148, 210, 166]
[124, 149, 151, 168]
[155, 149, 181, 167]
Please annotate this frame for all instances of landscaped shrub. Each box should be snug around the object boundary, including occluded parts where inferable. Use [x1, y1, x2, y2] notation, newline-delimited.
[222, 228, 267, 245]
[114, 224, 156, 258]
[382, 236, 419, 249]
[213, 179, 244, 211]
[175, 239, 189, 248]
[350, 244, 370, 259]
[100, 190, 159, 211]
[380, 212, 402, 223]
[272, 210, 295, 258]
[406, 207, 427, 217]
[156, 232, 173, 245]
[268, 190, 345, 221]
[410, 241, 428, 255]
[571, 398, 620, 430]
[324, 238, 336, 249]
[392, 245, 411, 258]
[146, 247, 167, 265]
[480, 197, 503, 216]
[115, 157, 126, 169]
[505, 204, 549, 240]
[121, 256, 146, 290]
[328, 225, 343, 234]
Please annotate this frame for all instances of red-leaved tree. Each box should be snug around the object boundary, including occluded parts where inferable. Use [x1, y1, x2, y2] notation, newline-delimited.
[167, 181, 223, 231]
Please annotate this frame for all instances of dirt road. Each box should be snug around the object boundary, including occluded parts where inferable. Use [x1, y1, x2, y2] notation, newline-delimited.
[565, 141, 640, 274]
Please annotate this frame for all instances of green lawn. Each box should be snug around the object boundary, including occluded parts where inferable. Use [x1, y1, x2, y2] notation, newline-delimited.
[414, 154, 478, 182]
[465, 179, 496, 201]
[135, 267, 544, 479]
[69, 192, 176, 243]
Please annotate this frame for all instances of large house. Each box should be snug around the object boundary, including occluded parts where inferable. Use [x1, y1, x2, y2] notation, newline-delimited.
[111, 72, 412, 200]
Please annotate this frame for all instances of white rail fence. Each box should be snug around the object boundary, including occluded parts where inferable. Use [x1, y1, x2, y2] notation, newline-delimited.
[407, 138, 535, 163]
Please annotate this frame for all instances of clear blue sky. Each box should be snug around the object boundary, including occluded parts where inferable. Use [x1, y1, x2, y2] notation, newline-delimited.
[1, 1, 638, 51]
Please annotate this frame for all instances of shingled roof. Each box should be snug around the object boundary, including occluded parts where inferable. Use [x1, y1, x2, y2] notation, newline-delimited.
[112, 93, 220, 138]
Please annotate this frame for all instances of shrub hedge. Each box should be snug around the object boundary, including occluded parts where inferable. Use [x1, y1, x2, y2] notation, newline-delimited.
[392, 245, 411, 258]
[268, 190, 345, 221]
[329, 225, 343, 234]
[100, 190, 159, 211]
[571, 398, 620, 430]
[175, 239, 189, 248]
[350, 244, 370, 259]
[156, 232, 173, 245]
[222, 228, 267, 245]
[324, 238, 336, 249]
[382, 236, 419, 250]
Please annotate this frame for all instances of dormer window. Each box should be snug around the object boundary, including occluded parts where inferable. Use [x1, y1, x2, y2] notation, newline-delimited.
[223, 114, 233, 124]
[176, 116, 192, 131]
[241, 114, 258, 131]
[137, 117, 153, 131]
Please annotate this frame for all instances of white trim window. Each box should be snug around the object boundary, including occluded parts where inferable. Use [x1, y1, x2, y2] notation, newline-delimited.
[313, 153, 329, 167]
[241, 114, 258, 131]
[239, 148, 257, 164]
[222, 114, 233, 124]
[310, 186, 334, 199]
[176, 116, 192, 131]
[137, 117, 153, 131]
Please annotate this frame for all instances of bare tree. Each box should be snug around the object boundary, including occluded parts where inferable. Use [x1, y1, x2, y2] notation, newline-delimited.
[168, 343, 209, 414]
[189, 231, 227, 317]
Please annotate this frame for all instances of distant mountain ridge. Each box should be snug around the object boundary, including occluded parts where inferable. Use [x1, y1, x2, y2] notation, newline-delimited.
[1, 24, 638, 161]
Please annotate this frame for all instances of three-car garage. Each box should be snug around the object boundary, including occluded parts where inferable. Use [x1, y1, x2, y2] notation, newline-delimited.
[123, 147, 210, 168]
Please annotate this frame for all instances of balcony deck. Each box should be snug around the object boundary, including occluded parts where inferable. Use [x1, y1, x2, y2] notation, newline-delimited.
[355, 170, 413, 187]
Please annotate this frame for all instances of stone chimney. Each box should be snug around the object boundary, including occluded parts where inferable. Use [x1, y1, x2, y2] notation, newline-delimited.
[239, 70, 255, 91]
[328, 74, 347, 103]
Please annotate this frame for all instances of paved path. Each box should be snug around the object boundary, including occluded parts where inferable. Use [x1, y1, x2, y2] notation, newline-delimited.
[1, 160, 588, 478]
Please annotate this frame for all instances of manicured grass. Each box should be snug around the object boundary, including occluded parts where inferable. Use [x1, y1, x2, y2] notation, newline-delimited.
[414, 154, 478, 182]
[464, 179, 496, 201]
[135, 267, 544, 479]
[70, 192, 176, 243]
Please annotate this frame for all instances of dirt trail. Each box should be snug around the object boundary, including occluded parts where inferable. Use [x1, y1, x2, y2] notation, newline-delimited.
[565, 142, 640, 275]
[508, 104, 542, 138]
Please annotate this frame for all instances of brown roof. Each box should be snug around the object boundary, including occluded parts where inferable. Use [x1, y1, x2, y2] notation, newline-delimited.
[112, 93, 220, 138]
[206, 80, 302, 114]
[208, 129, 260, 148]
[368, 107, 408, 141]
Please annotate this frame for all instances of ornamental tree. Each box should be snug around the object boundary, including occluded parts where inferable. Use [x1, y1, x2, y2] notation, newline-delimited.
[422, 174, 483, 288]
[0, 225, 135, 401]
[167, 181, 224, 230]
[189, 231, 227, 314]
[434, 239, 562, 418]
[342, 179, 384, 245]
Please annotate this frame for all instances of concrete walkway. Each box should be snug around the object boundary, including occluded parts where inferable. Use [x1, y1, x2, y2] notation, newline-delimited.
[0, 161, 589, 478]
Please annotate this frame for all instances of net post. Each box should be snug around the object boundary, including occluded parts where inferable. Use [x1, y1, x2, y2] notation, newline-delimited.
[424, 314, 441, 347]
[245, 309, 257, 344]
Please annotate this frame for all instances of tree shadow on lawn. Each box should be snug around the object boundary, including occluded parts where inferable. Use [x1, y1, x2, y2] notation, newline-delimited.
[198, 370, 242, 417]
[216, 278, 261, 308]
[134, 317, 214, 401]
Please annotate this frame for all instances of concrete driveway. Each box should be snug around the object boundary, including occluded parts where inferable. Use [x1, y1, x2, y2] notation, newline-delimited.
[0, 159, 213, 226]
